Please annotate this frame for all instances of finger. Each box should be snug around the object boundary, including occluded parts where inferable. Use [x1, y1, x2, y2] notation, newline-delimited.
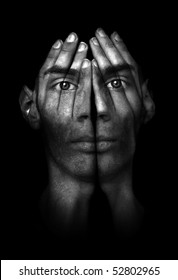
[94, 29, 141, 104]
[71, 42, 88, 69]
[111, 32, 142, 97]
[89, 37, 111, 74]
[39, 33, 78, 109]
[57, 82, 77, 119]
[38, 39, 63, 106]
[57, 43, 88, 118]
[92, 59, 136, 124]
[95, 28, 125, 66]
[72, 59, 92, 120]
[102, 31, 142, 121]
[92, 59, 115, 115]
[55, 32, 78, 69]
[39, 39, 63, 76]
[111, 32, 137, 66]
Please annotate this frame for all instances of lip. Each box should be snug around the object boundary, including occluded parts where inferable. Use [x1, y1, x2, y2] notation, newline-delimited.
[71, 136, 95, 143]
[96, 139, 117, 152]
[96, 136, 116, 142]
[71, 135, 116, 142]
[71, 136, 117, 152]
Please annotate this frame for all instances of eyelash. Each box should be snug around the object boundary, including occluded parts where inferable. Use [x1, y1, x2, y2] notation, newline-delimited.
[52, 81, 77, 91]
[106, 78, 126, 90]
[51, 78, 127, 91]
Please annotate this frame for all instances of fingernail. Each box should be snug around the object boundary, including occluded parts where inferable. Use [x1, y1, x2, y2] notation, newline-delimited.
[113, 32, 121, 42]
[82, 59, 90, 68]
[53, 40, 62, 49]
[78, 42, 87, 52]
[91, 37, 99, 45]
[92, 59, 98, 67]
[67, 32, 77, 42]
[97, 28, 105, 37]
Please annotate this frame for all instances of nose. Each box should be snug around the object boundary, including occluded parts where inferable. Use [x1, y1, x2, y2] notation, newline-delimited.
[92, 62, 113, 123]
[76, 86, 112, 123]
[74, 62, 113, 123]
[94, 86, 111, 122]
[75, 91, 91, 122]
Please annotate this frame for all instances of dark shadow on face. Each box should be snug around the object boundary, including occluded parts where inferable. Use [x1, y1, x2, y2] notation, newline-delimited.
[40, 109, 97, 182]
[38, 59, 137, 186]
[37, 60, 96, 182]
[92, 65, 137, 182]
[36, 44, 141, 243]
[38, 61, 119, 238]
[41, 55, 131, 172]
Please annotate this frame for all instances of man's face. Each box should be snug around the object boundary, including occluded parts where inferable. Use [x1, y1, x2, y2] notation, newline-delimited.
[36, 29, 144, 182]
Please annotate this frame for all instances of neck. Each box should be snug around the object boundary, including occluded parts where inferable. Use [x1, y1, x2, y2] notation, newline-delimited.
[40, 158, 95, 237]
[100, 163, 144, 236]
[40, 159, 143, 238]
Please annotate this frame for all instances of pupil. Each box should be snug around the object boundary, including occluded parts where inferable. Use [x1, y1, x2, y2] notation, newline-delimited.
[111, 79, 121, 88]
[60, 81, 70, 90]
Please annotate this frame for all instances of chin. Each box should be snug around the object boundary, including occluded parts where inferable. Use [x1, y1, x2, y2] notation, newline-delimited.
[64, 153, 97, 182]
[97, 152, 132, 181]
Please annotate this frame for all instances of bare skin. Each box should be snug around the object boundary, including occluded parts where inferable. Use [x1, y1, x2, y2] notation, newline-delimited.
[89, 29, 154, 234]
[19, 28, 155, 238]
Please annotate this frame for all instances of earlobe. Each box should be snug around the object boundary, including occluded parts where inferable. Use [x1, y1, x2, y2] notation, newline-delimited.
[19, 85, 40, 129]
[141, 80, 155, 124]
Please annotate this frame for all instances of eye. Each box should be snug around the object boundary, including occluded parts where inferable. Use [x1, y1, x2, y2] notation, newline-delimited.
[59, 81, 76, 90]
[52, 80, 77, 91]
[107, 78, 124, 89]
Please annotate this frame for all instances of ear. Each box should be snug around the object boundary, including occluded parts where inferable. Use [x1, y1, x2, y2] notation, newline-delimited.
[141, 79, 155, 124]
[19, 85, 40, 129]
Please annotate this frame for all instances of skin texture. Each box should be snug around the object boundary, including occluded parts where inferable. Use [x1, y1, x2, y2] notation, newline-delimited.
[38, 35, 95, 182]
[19, 28, 155, 238]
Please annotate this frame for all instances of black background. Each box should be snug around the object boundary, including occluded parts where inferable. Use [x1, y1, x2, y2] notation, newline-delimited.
[2, 3, 178, 260]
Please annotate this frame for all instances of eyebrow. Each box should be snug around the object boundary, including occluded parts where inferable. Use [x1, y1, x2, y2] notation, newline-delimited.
[43, 63, 135, 80]
[102, 63, 135, 79]
[44, 65, 80, 79]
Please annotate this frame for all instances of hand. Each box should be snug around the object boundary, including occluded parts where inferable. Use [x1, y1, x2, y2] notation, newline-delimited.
[89, 28, 154, 132]
[37, 33, 91, 123]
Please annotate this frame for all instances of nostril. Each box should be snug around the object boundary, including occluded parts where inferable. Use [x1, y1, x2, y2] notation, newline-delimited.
[97, 112, 111, 122]
[77, 114, 89, 122]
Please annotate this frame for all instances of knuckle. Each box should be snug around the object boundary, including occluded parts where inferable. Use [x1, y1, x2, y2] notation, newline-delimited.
[61, 43, 74, 53]
[61, 48, 71, 54]
[118, 40, 127, 51]
[105, 40, 115, 49]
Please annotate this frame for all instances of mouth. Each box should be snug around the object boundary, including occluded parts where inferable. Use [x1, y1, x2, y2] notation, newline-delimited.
[96, 139, 117, 152]
[71, 136, 117, 153]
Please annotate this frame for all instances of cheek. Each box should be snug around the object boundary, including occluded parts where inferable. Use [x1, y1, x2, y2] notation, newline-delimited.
[40, 116, 96, 179]
[39, 91, 75, 143]
[39, 89, 75, 121]
[97, 117, 136, 178]
[125, 88, 142, 122]
[97, 142, 135, 179]
[110, 87, 142, 130]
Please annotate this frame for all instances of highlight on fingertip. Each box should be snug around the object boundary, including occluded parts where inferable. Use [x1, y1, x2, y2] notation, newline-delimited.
[91, 37, 99, 46]
[82, 59, 90, 68]
[66, 32, 77, 42]
[78, 42, 87, 52]
[53, 39, 62, 49]
[92, 59, 98, 67]
[112, 32, 121, 42]
[96, 28, 106, 37]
